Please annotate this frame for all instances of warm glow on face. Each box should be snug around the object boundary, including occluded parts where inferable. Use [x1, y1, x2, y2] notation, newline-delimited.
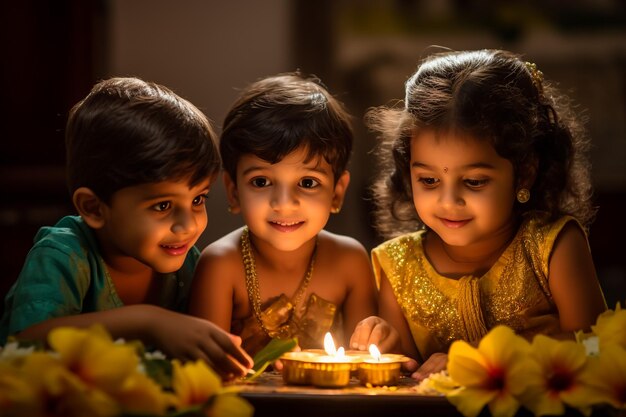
[324, 332, 337, 356]
[369, 344, 382, 361]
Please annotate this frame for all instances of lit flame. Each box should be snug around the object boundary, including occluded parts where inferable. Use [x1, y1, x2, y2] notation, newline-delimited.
[369, 344, 381, 361]
[324, 332, 336, 356]
[336, 347, 345, 358]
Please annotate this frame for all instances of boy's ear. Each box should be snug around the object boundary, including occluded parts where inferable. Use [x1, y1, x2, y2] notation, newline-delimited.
[223, 172, 241, 214]
[331, 170, 351, 212]
[73, 187, 106, 229]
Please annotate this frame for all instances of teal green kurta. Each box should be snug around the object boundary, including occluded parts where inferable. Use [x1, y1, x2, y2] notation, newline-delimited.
[0, 215, 199, 344]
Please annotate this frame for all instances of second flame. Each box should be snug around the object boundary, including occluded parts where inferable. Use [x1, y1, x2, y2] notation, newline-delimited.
[323, 332, 345, 357]
[368, 344, 382, 361]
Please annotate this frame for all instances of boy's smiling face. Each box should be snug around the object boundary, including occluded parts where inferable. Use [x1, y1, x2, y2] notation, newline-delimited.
[96, 177, 211, 274]
[226, 146, 349, 253]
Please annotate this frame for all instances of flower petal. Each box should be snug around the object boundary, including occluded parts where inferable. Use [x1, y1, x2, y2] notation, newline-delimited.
[593, 308, 626, 350]
[172, 360, 222, 407]
[88, 345, 139, 390]
[447, 340, 489, 387]
[535, 333, 585, 369]
[487, 392, 521, 417]
[208, 393, 254, 417]
[0, 363, 41, 416]
[114, 371, 172, 415]
[447, 387, 497, 417]
[479, 326, 529, 369]
[521, 384, 566, 417]
[584, 345, 626, 409]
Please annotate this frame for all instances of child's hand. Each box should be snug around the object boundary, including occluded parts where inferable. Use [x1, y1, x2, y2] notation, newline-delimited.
[149, 308, 253, 379]
[349, 316, 400, 352]
[411, 352, 448, 382]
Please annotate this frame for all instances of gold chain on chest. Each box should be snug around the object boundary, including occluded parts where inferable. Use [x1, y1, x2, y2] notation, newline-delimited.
[240, 227, 317, 338]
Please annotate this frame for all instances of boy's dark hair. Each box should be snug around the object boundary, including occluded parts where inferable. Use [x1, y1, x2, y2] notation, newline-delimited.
[220, 72, 353, 183]
[66, 77, 220, 203]
[368, 49, 594, 239]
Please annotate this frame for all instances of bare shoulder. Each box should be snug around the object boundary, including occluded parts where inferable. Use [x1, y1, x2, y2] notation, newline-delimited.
[200, 227, 244, 259]
[196, 227, 245, 277]
[315, 231, 377, 320]
[317, 229, 369, 257]
[315, 230, 372, 280]
[549, 220, 606, 330]
[551, 221, 590, 260]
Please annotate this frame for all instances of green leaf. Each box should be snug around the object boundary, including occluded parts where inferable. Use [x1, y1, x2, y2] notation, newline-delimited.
[142, 357, 173, 389]
[245, 338, 297, 380]
[245, 361, 271, 382]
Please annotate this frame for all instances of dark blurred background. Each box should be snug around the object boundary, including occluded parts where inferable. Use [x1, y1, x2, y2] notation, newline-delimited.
[1, 0, 625, 315]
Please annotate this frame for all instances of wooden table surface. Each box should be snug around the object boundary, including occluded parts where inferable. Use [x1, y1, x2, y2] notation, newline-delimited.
[232, 371, 462, 417]
[233, 372, 625, 417]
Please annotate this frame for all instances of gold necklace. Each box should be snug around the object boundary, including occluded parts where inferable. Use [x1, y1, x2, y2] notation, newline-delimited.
[240, 227, 317, 339]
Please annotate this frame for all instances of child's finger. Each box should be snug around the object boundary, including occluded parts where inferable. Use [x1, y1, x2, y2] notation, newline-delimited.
[228, 333, 243, 346]
[199, 332, 252, 377]
[350, 320, 374, 350]
[202, 340, 250, 378]
[214, 329, 254, 369]
[349, 329, 363, 350]
[366, 322, 387, 348]
[222, 341, 254, 370]
[411, 353, 447, 381]
[402, 358, 418, 373]
[371, 324, 395, 352]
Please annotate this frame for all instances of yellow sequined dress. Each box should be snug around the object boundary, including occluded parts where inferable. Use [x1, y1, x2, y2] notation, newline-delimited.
[372, 213, 583, 362]
[231, 293, 341, 357]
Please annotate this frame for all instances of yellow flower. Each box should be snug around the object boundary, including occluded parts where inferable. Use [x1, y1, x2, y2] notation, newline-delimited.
[171, 359, 253, 417]
[0, 362, 40, 417]
[1, 326, 253, 417]
[585, 344, 626, 409]
[113, 370, 175, 415]
[592, 304, 626, 350]
[48, 325, 139, 393]
[208, 391, 254, 417]
[447, 326, 535, 417]
[521, 335, 596, 416]
[171, 359, 222, 407]
[20, 351, 120, 417]
[575, 332, 599, 357]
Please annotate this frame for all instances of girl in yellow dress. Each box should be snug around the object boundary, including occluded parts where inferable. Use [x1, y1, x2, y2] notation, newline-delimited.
[350, 49, 607, 380]
[189, 73, 377, 357]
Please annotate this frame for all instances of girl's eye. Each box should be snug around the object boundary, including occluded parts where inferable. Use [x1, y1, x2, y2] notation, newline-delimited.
[418, 177, 439, 188]
[192, 194, 208, 206]
[464, 178, 489, 188]
[153, 201, 171, 212]
[298, 178, 320, 189]
[251, 177, 271, 188]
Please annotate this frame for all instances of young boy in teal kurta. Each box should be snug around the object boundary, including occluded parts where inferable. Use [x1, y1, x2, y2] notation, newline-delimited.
[0, 77, 252, 378]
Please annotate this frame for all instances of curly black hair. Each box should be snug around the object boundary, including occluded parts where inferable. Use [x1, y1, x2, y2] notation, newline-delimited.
[368, 49, 595, 240]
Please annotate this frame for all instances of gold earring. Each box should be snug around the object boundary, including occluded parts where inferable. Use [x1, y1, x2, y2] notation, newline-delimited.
[331, 206, 341, 214]
[516, 188, 530, 204]
[227, 206, 233, 213]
